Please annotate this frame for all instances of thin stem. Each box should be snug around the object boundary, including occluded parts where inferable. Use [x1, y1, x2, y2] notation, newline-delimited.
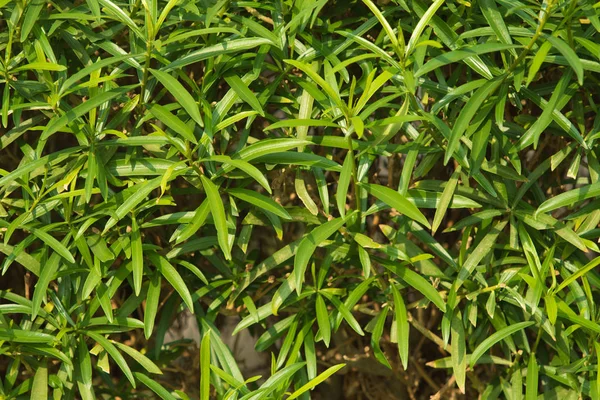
[506, 0, 555, 76]
[407, 312, 448, 351]
[129, 0, 142, 19]
[139, 40, 153, 107]
[346, 135, 361, 224]
[462, 283, 506, 301]
[531, 325, 544, 354]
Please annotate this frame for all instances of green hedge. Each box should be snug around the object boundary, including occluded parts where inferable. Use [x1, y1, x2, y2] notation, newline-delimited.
[1, 0, 600, 398]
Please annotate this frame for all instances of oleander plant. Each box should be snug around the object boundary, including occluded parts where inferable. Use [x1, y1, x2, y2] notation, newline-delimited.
[1, 0, 600, 398]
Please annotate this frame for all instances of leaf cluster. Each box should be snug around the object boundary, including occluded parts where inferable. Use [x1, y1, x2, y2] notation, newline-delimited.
[1, 0, 600, 398]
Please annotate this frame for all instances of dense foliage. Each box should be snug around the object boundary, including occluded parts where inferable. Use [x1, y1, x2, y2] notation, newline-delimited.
[1, 0, 600, 398]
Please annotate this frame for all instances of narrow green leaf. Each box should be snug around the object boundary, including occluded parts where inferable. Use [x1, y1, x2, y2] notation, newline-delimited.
[30, 361, 48, 400]
[479, 0, 514, 47]
[78, 339, 93, 388]
[0, 329, 55, 343]
[362, 183, 430, 228]
[545, 35, 584, 85]
[336, 151, 353, 217]
[217, 111, 260, 133]
[264, 119, 339, 131]
[148, 103, 197, 144]
[60, 55, 136, 94]
[354, 70, 394, 114]
[357, 245, 371, 279]
[133, 372, 178, 400]
[595, 343, 600, 400]
[297, 74, 316, 150]
[451, 313, 466, 393]
[378, 258, 446, 311]
[13, 62, 67, 73]
[144, 273, 161, 339]
[520, 86, 584, 148]
[511, 363, 523, 400]
[545, 294, 557, 325]
[295, 171, 319, 216]
[30, 228, 75, 264]
[31, 252, 62, 320]
[85, 331, 136, 387]
[200, 332, 211, 400]
[246, 363, 305, 400]
[148, 253, 194, 312]
[556, 256, 600, 292]
[238, 138, 311, 161]
[224, 75, 264, 116]
[112, 341, 162, 374]
[450, 220, 508, 307]
[471, 119, 492, 173]
[42, 87, 131, 140]
[165, 38, 274, 71]
[445, 76, 504, 164]
[103, 176, 162, 234]
[537, 181, 600, 215]
[361, 0, 399, 51]
[351, 116, 364, 138]
[255, 152, 342, 172]
[210, 155, 271, 193]
[557, 300, 600, 334]
[0, 243, 40, 276]
[97, 0, 144, 38]
[470, 321, 535, 367]
[406, 0, 445, 56]
[87, 234, 115, 262]
[432, 167, 460, 234]
[284, 59, 346, 112]
[85, 152, 97, 203]
[315, 294, 331, 347]
[200, 175, 231, 260]
[228, 188, 291, 220]
[1, 83, 9, 129]
[321, 293, 364, 336]
[428, 355, 511, 369]
[287, 363, 346, 400]
[527, 41, 552, 86]
[173, 201, 211, 244]
[86, 0, 101, 17]
[412, 0, 493, 78]
[516, 70, 574, 150]
[416, 43, 519, 78]
[314, 168, 330, 215]
[525, 356, 538, 400]
[233, 240, 300, 302]
[150, 69, 203, 126]
[294, 214, 352, 293]
[391, 283, 409, 369]
[131, 216, 143, 296]
[371, 306, 391, 368]
[0, 147, 81, 188]
[337, 31, 402, 70]
[21, 0, 45, 42]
